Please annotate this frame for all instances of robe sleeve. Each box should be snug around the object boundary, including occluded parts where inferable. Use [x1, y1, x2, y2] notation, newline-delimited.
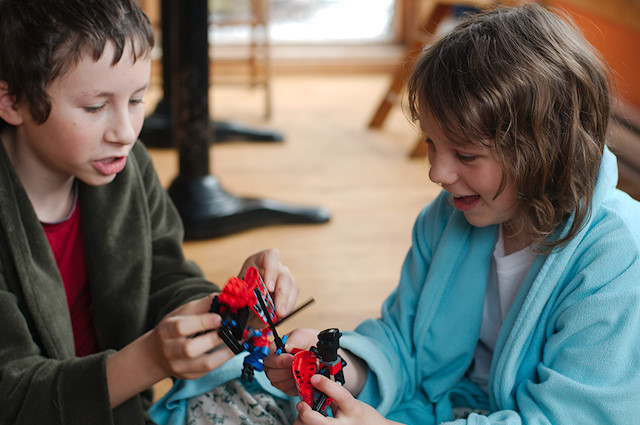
[131, 142, 218, 327]
[339, 191, 451, 415]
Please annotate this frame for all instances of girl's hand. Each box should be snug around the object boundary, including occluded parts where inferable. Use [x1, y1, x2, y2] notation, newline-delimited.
[263, 328, 320, 396]
[263, 349, 298, 395]
[148, 293, 233, 380]
[239, 248, 299, 317]
[294, 375, 396, 425]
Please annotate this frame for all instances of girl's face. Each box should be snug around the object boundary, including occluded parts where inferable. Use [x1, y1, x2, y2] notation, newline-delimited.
[423, 112, 519, 230]
[12, 41, 150, 187]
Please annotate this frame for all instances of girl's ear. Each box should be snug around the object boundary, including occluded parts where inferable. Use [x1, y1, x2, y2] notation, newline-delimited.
[0, 81, 24, 126]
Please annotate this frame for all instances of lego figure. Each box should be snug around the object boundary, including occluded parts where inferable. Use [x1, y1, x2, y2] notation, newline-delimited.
[240, 327, 272, 381]
[292, 328, 347, 415]
[209, 266, 287, 380]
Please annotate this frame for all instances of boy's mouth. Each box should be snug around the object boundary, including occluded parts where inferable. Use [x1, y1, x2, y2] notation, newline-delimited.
[93, 156, 127, 176]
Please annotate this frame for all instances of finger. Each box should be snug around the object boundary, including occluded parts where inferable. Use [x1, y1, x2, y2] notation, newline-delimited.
[296, 400, 326, 425]
[263, 351, 293, 368]
[199, 345, 235, 372]
[267, 339, 297, 354]
[264, 364, 298, 395]
[240, 248, 280, 289]
[273, 267, 299, 317]
[160, 327, 221, 361]
[264, 371, 299, 396]
[255, 248, 282, 292]
[310, 375, 355, 411]
[282, 329, 319, 352]
[167, 344, 234, 379]
[263, 352, 298, 392]
[272, 380, 299, 397]
[285, 276, 300, 315]
[263, 366, 296, 386]
[181, 325, 226, 358]
[175, 312, 222, 338]
[240, 249, 297, 316]
[260, 248, 281, 291]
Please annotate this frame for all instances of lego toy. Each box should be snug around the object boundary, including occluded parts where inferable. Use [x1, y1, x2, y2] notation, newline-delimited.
[292, 328, 347, 415]
[239, 326, 272, 381]
[210, 266, 314, 381]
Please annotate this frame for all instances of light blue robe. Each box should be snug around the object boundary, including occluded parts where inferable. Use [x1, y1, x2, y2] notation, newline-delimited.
[341, 147, 640, 424]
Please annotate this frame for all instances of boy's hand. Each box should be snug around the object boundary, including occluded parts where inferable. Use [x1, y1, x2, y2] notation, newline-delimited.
[108, 293, 232, 408]
[149, 293, 233, 380]
[239, 248, 299, 317]
[294, 375, 397, 425]
[263, 328, 320, 396]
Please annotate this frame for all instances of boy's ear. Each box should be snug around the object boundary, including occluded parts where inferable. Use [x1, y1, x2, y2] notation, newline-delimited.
[0, 81, 24, 126]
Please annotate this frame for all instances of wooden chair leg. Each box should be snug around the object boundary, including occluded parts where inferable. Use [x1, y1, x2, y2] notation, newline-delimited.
[367, 3, 453, 130]
[251, 0, 272, 120]
[368, 41, 423, 129]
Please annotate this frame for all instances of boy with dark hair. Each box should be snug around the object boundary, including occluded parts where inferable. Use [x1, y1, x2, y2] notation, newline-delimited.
[0, 0, 298, 424]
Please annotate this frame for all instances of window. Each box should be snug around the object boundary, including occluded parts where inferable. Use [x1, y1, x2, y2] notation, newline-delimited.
[209, 0, 397, 44]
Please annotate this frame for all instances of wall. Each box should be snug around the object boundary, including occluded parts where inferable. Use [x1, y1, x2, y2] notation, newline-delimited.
[547, 0, 640, 115]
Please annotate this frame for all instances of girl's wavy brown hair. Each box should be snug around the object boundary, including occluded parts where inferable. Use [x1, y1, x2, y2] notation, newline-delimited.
[407, 3, 612, 250]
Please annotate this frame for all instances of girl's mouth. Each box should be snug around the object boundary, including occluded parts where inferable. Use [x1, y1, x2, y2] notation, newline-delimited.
[453, 195, 480, 211]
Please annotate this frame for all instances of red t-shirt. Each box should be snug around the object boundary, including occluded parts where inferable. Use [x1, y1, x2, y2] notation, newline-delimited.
[42, 197, 98, 357]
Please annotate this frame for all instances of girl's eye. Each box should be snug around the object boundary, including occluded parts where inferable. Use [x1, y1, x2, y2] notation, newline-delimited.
[129, 98, 145, 106]
[425, 136, 478, 162]
[457, 152, 477, 162]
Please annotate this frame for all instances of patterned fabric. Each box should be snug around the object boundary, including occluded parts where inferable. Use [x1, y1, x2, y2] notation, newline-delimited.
[186, 379, 296, 425]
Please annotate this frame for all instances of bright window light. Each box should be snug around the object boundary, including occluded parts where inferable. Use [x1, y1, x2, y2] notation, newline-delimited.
[210, 0, 396, 44]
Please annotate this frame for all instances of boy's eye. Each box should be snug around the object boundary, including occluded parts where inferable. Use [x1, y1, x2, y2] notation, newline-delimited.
[83, 105, 105, 113]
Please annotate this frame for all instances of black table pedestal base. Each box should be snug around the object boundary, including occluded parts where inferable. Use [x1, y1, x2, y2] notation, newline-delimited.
[168, 175, 330, 240]
[141, 99, 284, 149]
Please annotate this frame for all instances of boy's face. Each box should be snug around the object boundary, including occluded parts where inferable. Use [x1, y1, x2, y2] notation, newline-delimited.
[13, 41, 150, 186]
[422, 111, 518, 230]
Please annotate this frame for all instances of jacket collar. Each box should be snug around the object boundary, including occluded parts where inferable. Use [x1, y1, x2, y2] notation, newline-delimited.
[0, 138, 75, 358]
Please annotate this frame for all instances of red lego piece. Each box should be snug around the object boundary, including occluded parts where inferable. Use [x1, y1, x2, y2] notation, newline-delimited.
[292, 349, 318, 406]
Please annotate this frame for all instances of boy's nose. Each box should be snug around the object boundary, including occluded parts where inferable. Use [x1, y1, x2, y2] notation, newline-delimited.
[105, 109, 138, 145]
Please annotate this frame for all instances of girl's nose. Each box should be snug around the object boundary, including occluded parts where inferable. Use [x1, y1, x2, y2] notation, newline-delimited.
[428, 152, 458, 185]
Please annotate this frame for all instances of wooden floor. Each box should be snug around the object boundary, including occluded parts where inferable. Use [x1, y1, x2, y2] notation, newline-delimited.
[145, 73, 441, 336]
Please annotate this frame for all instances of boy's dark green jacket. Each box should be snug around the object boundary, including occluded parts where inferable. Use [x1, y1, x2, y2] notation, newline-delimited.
[0, 140, 218, 425]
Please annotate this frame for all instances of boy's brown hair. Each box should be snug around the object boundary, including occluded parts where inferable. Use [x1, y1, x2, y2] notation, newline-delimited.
[407, 3, 612, 249]
[0, 0, 155, 126]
